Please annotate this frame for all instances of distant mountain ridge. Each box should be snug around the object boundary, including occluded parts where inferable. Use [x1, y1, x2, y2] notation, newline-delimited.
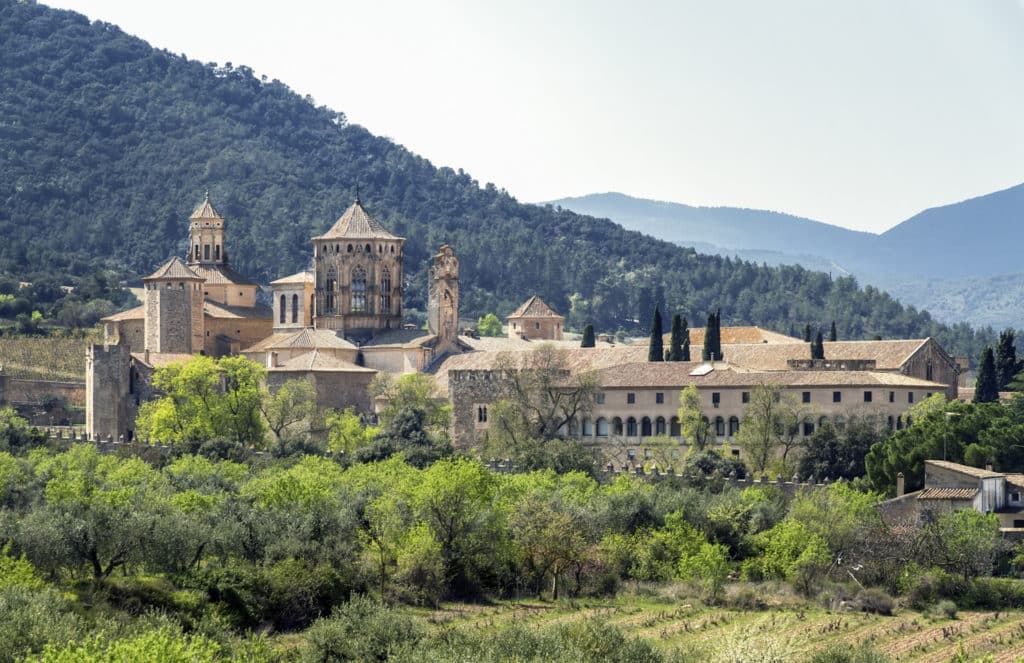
[549, 190, 1024, 329]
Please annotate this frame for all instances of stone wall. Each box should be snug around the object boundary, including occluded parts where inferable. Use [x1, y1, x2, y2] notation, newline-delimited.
[449, 369, 514, 449]
[266, 370, 376, 416]
[86, 344, 130, 440]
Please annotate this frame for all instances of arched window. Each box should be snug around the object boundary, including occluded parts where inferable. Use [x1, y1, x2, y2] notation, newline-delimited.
[351, 266, 367, 313]
[310, 294, 315, 317]
[347, 244, 353, 253]
[380, 268, 392, 313]
[655, 417, 666, 435]
[365, 243, 372, 253]
[612, 417, 623, 436]
[641, 417, 652, 437]
[477, 406, 488, 423]
[905, 415, 912, 427]
[714, 416, 725, 436]
[670, 416, 681, 437]
[728, 416, 740, 436]
[626, 417, 638, 437]
[818, 416, 828, 428]
[291, 294, 299, 323]
[325, 268, 337, 313]
[390, 245, 395, 254]
[582, 418, 594, 436]
[279, 294, 286, 323]
[887, 415, 894, 431]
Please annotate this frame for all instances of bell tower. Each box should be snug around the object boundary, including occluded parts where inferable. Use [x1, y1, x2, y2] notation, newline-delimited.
[428, 244, 459, 343]
[187, 191, 227, 266]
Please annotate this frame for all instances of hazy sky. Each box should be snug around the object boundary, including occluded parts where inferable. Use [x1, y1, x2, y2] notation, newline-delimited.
[45, 1, 1024, 233]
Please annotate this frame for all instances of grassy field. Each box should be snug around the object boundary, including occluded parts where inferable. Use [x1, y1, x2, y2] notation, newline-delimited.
[0, 332, 99, 381]
[397, 592, 1024, 662]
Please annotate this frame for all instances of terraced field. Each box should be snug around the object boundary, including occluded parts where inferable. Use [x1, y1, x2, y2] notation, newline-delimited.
[0, 333, 98, 381]
[413, 598, 1024, 662]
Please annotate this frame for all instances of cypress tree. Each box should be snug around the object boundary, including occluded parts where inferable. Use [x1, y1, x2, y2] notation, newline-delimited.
[829, 321, 837, 342]
[811, 331, 825, 360]
[974, 347, 999, 403]
[702, 312, 714, 361]
[669, 314, 684, 361]
[648, 306, 664, 362]
[995, 329, 1019, 390]
[712, 309, 723, 361]
[581, 324, 595, 348]
[682, 335, 691, 361]
[804, 324, 812, 343]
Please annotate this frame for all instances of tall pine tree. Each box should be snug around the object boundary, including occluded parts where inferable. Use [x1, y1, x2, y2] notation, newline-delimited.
[668, 314, 684, 361]
[581, 323, 595, 348]
[648, 306, 664, 362]
[829, 321, 837, 342]
[974, 347, 999, 403]
[995, 329, 1019, 391]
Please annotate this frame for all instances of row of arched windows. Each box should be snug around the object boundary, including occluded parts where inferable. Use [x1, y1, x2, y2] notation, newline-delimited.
[319, 243, 398, 255]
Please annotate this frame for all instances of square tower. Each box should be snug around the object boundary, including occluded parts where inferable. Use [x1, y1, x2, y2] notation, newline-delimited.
[428, 244, 459, 343]
[142, 256, 205, 354]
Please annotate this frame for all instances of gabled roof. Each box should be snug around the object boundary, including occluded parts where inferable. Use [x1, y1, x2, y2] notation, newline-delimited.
[664, 326, 802, 346]
[313, 199, 399, 240]
[507, 295, 563, 320]
[269, 349, 376, 373]
[918, 487, 979, 500]
[143, 256, 203, 281]
[190, 264, 258, 287]
[190, 192, 222, 220]
[270, 270, 315, 286]
[203, 300, 273, 320]
[102, 304, 145, 322]
[687, 339, 929, 372]
[926, 459, 1002, 479]
[243, 328, 358, 353]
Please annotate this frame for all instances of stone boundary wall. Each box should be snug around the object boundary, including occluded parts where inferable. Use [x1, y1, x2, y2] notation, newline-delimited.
[0, 376, 85, 407]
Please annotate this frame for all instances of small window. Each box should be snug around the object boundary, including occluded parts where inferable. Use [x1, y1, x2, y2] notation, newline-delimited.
[715, 416, 725, 436]
[626, 392, 635, 404]
[731, 449, 740, 457]
[889, 391, 895, 403]
[803, 421, 814, 436]
[595, 393, 605, 405]
[477, 406, 488, 423]
[1011, 492, 1020, 503]
[863, 391, 872, 403]
[627, 448, 636, 460]
[908, 392, 914, 404]
[802, 391, 811, 403]
[347, 244, 353, 253]
[712, 392, 720, 407]
[833, 391, 841, 403]
[203, 244, 210, 260]
[926, 362, 933, 381]
[655, 392, 664, 404]
[741, 391, 750, 404]
[535, 322, 540, 330]
[926, 392, 932, 398]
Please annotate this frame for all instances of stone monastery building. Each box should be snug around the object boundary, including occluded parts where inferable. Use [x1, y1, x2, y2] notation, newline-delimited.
[88, 194, 960, 463]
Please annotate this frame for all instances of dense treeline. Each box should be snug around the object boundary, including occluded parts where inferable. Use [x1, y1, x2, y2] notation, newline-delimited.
[0, 0, 992, 358]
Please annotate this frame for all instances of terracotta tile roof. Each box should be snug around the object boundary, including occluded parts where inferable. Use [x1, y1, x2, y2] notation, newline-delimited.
[664, 326, 802, 346]
[144, 256, 203, 281]
[269, 349, 376, 373]
[595, 363, 949, 389]
[361, 329, 437, 349]
[244, 328, 358, 353]
[203, 300, 272, 320]
[688, 339, 929, 371]
[102, 305, 145, 322]
[956, 388, 1016, 403]
[457, 336, 620, 352]
[507, 295, 563, 319]
[189, 192, 223, 219]
[926, 460, 1002, 478]
[270, 270, 315, 286]
[313, 199, 400, 240]
[131, 352, 193, 368]
[190, 264, 258, 287]
[919, 487, 979, 500]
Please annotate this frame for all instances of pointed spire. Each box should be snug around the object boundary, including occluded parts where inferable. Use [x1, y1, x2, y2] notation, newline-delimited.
[355, 184, 361, 204]
[190, 191, 222, 220]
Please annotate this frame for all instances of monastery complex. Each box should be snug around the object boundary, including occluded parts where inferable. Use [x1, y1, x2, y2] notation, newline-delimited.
[87, 195, 960, 464]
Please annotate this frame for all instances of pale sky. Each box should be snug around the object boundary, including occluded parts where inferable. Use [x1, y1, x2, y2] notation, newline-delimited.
[45, 0, 1024, 233]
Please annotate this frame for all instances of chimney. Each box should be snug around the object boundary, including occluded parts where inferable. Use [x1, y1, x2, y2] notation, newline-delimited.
[143, 348, 150, 365]
[896, 472, 905, 497]
[267, 351, 277, 369]
[986, 464, 993, 472]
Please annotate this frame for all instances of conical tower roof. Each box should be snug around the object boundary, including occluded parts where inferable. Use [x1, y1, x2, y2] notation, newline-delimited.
[190, 191, 223, 220]
[143, 256, 203, 281]
[314, 198, 400, 240]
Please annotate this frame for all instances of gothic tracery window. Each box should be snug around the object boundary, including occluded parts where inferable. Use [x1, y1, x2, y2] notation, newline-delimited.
[325, 267, 337, 313]
[351, 266, 367, 313]
[380, 268, 392, 313]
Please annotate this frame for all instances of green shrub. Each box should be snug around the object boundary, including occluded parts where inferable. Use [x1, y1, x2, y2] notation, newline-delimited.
[963, 577, 1024, 609]
[808, 642, 892, 663]
[301, 594, 422, 662]
[0, 586, 82, 663]
[897, 565, 964, 610]
[935, 599, 958, 619]
[854, 588, 894, 615]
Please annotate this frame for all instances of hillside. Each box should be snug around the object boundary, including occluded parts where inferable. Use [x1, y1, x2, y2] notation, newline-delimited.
[0, 0, 992, 359]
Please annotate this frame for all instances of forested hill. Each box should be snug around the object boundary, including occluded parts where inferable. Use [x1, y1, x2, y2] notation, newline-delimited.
[0, 1, 991, 358]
